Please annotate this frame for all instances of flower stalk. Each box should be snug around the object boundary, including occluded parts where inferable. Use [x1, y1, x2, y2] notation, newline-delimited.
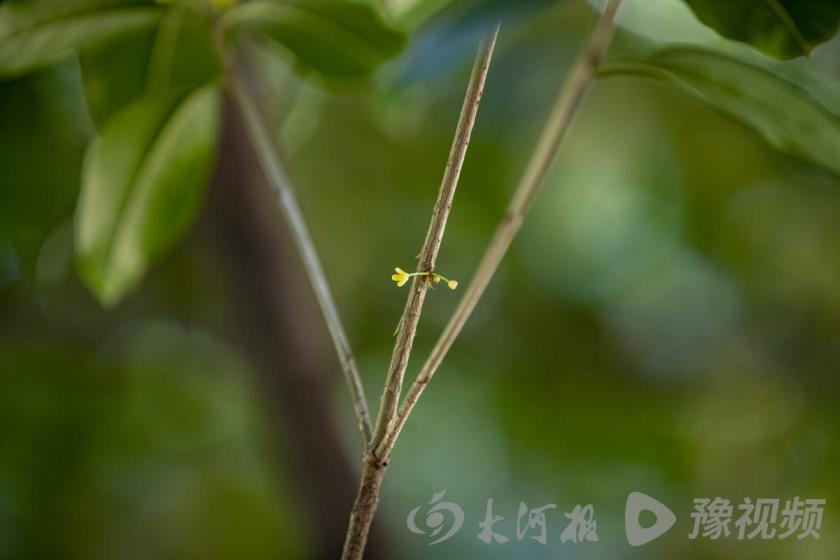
[392, 267, 458, 290]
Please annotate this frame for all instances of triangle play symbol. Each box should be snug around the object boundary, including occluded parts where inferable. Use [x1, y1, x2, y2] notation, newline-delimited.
[625, 491, 677, 546]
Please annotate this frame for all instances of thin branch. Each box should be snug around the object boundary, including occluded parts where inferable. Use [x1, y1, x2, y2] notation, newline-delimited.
[341, 28, 499, 560]
[369, 25, 500, 454]
[378, 0, 623, 459]
[215, 35, 374, 445]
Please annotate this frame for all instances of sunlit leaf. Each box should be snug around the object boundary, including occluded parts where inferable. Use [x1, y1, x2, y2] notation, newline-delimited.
[683, 0, 840, 59]
[75, 84, 220, 306]
[601, 47, 840, 176]
[221, 0, 406, 84]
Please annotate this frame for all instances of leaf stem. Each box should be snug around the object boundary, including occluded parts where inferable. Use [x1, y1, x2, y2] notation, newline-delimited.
[214, 32, 374, 445]
[378, 0, 623, 460]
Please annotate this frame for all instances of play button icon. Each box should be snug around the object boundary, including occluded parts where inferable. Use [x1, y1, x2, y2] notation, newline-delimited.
[625, 492, 677, 546]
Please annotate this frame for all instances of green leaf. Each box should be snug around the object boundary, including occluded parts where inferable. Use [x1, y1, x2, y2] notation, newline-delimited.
[0, 0, 161, 78]
[145, 7, 222, 99]
[79, 26, 157, 127]
[601, 47, 840, 176]
[75, 84, 220, 306]
[79, 6, 221, 127]
[221, 0, 406, 84]
[683, 0, 840, 59]
[389, 0, 455, 30]
[0, 61, 92, 276]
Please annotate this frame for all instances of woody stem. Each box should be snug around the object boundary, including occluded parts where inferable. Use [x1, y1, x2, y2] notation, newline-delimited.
[378, 0, 623, 461]
[341, 28, 499, 560]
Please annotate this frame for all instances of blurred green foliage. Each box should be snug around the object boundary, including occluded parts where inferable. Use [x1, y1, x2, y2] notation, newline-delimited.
[76, 85, 220, 306]
[601, 47, 840, 175]
[684, 0, 840, 59]
[2, 0, 840, 559]
[1, 0, 407, 305]
[0, 0, 162, 78]
[221, 0, 406, 84]
[0, 325, 305, 560]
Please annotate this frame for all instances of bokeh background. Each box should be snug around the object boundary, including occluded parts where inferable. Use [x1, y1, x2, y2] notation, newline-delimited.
[2, 0, 840, 559]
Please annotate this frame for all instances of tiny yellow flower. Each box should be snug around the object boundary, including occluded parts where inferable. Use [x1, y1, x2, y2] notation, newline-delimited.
[391, 267, 457, 291]
[391, 267, 410, 287]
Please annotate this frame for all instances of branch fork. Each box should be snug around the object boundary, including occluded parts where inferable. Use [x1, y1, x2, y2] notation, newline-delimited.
[217, 1, 624, 557]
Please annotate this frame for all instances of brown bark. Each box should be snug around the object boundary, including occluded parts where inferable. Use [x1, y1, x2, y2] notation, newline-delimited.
[340, 456, 387, 560]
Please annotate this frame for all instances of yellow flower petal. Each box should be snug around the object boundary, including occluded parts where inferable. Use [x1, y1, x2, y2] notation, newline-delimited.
[392, 267, 411, 287]
[447, 280, 458, 290]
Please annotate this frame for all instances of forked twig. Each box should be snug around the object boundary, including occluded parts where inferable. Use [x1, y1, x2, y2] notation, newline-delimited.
[341, 28, 500, 560]
[378, 0, 624, 460]
[370, 25, 500, 454]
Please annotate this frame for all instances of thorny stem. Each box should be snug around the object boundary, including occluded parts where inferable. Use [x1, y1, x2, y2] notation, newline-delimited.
[342, 28, 499, 560]
[379, 0, 624, 459]
[369, 26, 500, 454]
[214, 32, 374, 445]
